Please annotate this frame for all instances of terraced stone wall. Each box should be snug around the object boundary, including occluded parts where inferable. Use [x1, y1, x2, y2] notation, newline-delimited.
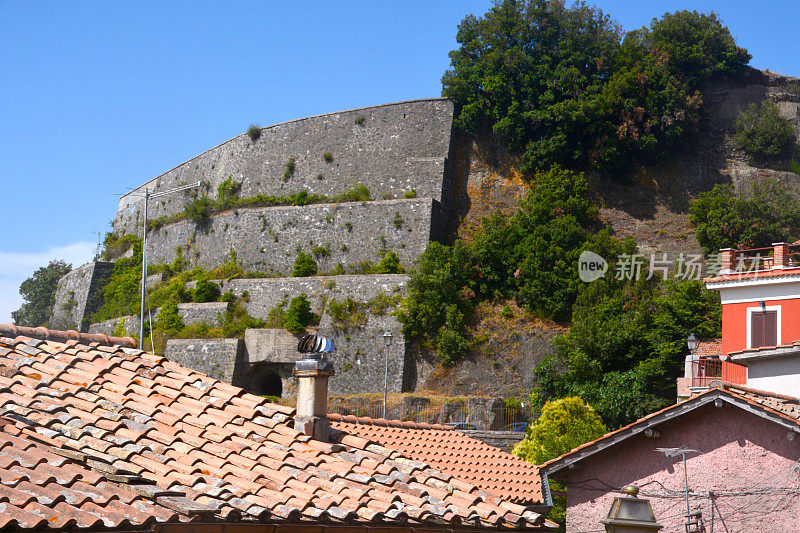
[142, 199, 438, 275]
[113, 98, 455, 235]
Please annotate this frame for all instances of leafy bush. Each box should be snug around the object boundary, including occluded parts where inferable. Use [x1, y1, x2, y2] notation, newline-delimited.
[283, 294, 313, 334]
[733, 100, 797, 167]
[689, 180, 800, 253]
[403, 189, 417, 199]
[327, 297, 367, 329]
[323, 151, 333, 162]
[12, 260, 73, 327]
[217, 177, 241, 204]
[373, 249, 404, 274]
[355, 116, 365, 125]
[154, 299, 184, 336]
[184, 198, 214, 226]
[534, 277, 721, 428]
[291, 252, 318, 277]
[332, 183, 371, 202]
[442, 3, 749, 175]
[193, 279, 220, 303]
[246, 123, 261, 140]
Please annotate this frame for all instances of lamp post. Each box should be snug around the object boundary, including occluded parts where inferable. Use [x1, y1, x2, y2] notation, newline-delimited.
[138, 181, 201, 344]
[686, 333, 698, 353]
[601, 485, 663, 532]
[382, 331, 392, 418]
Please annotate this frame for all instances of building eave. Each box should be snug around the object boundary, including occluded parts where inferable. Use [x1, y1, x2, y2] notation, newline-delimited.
[730, 343, 800, 364]
[541, 388, 800, 478]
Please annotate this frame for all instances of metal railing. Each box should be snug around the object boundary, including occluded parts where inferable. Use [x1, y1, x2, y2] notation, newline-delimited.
[691, 358, 746, 387]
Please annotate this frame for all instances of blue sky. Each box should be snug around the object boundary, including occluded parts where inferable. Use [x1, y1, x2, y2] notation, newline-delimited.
[1, 0, 798, 322]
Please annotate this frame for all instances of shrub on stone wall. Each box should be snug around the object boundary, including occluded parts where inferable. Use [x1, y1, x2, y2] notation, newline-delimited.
[283, 294, 313, 334]
[291, 252, 318, 277]
[733, 100, 797, 168]
[193, 279, 221, 303]
[246, 123, 261, 140]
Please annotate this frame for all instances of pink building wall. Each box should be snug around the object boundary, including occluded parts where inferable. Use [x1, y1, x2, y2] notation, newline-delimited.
[555, 404, 800, 533]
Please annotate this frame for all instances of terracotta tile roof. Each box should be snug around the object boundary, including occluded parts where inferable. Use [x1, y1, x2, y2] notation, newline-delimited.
[541, 384, 800, 476]
[328, 413, 542, 506]
[0, 328, 549, 531]
[0, 324, 136, 349]
[695, 339, 722, 358]
[0, 415, 200, 529]
[704, 267, 800, 283]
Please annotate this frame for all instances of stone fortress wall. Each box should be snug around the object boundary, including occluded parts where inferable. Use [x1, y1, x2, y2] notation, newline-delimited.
[113, 98, 455, 235]
[56, 98, 463, 399]
[142, 198, 440, 275]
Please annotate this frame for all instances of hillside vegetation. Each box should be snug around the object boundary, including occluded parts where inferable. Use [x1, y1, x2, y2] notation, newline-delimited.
[399, 1, 766, 428]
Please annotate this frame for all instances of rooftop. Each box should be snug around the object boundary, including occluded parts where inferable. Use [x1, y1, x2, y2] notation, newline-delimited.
[328, 414, 542, 506]
[541, 383, 800, 477]
[704, 242, 800, 284]
[0, 325, 549, 531]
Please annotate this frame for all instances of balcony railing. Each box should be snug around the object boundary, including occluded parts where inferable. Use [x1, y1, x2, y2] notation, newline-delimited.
[691, 358, 747, 387]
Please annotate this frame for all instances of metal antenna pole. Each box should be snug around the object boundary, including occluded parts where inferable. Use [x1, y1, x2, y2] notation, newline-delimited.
[136, 181, 201, 347]
[383, 343, 389, 418]
[139, 188, 149, 345]
[657, 445, 700, 531]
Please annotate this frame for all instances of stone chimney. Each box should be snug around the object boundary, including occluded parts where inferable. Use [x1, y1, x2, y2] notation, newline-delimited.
[294, 334, 335, 441]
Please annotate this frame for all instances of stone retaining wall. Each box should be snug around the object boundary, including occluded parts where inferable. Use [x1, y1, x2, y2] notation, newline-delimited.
[114, 99, 454, 235]
[142, 198, 438, 275]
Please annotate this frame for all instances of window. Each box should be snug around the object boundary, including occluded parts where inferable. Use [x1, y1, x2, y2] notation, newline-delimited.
[751, 310, 778, 348]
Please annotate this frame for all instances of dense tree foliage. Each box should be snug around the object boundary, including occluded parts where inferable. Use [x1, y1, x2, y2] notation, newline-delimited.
[513, 396, 607, 530]
[399, 167, 625, 363]
[11, 260, 72, 327]
[534, 277, 721, 428]
[733, 100, 797, 168]
[690, 180, 800, 253]
[513, 396, 607, 464]
[442, 1, 750, 175]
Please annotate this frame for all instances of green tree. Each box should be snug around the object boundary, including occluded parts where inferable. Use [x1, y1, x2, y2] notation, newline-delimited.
[11, 260, 72, 327]
[733, 100, 797, 167]
[534, 278, 721, 428]
[282, 294, 313, 335]
[442, 2, 749, 175]
[690, 180, 800, 253]
[514, 396, 607, 464]
[291, 252, 318, 277]
[513, 396, 607, 531]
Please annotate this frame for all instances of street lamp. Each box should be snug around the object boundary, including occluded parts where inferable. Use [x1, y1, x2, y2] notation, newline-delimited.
[686, 333, 699, 353]
[601, 485, 663, 532]
[138, 181, 201, 344]
[382, 331, 392, 418]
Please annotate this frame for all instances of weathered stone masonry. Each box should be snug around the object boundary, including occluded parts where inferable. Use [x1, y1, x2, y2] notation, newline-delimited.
[143, 198, 440, 274]
[113, 98, 455, 235]
[50, 262, 113, 331]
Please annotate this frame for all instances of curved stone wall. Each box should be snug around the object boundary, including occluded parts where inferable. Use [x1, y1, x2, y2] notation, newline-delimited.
[142, 198, 439, 275]
[114, 98, 454, 234]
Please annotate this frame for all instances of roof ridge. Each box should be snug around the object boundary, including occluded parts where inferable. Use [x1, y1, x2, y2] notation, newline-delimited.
[0, 323, 136, 348]
[327, 412, 453, 431]
[718, 381, 800, 403]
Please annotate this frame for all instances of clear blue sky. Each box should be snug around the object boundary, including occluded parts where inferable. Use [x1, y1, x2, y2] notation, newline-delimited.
[1, 0, 797, 322]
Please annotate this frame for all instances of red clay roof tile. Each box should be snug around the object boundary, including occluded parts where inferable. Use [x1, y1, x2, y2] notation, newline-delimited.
[0, 325, 548, 530]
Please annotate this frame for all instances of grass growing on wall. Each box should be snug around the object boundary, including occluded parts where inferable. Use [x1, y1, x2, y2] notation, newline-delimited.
[147, 182, 372, 230]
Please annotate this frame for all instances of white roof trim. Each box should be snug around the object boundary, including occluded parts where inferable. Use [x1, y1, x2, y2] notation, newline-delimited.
[542, 390, 800, 477]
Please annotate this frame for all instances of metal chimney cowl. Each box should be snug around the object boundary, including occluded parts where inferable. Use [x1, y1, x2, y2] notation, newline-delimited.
[294, 335, 336, 441]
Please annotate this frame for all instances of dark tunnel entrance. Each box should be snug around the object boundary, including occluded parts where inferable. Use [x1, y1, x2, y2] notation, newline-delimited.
[259, 372, 283, 397]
